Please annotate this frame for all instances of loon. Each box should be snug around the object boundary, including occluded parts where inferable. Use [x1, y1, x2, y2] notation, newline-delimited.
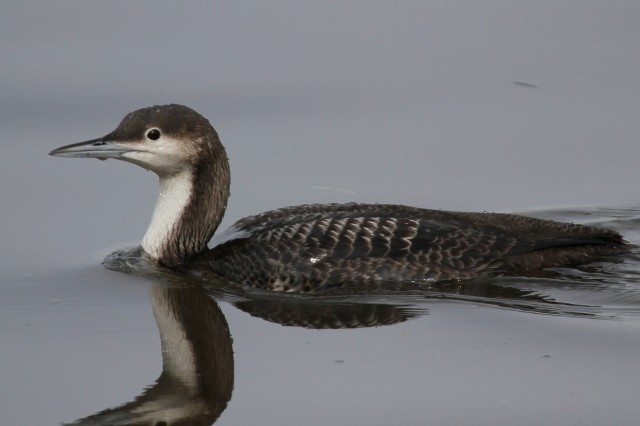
[50, 104, 630, 292]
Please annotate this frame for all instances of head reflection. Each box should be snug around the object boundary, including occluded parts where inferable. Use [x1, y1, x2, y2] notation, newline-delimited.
[65, 283, 233, 426]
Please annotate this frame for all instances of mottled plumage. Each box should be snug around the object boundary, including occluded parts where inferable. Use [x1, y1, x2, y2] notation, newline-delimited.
[195, 203, 627, 292]
[50, 104, 631, 293]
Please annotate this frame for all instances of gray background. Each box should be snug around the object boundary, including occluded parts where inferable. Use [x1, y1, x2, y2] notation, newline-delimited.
[2, 2, 640, 425]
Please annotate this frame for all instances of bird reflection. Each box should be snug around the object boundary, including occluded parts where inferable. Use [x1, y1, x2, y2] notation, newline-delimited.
[65, 244, 628, 424]
[66, 251, 426, 426]
[64, 283, 233, 426]
[234, 297, 423, 328]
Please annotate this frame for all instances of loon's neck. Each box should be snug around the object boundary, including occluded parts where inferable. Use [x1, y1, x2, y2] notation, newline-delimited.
[142, 139, 230, 266]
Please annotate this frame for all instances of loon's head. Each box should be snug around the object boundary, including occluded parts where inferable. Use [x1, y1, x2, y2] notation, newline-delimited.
[50, 104, 231, 265]
[49, 104, 220, 177]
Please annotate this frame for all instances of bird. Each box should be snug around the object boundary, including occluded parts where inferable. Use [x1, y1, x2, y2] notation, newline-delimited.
[49, 104, 630, 293]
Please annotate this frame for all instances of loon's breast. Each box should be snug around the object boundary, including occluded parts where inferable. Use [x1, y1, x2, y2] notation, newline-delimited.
[189, 203, 627, 293]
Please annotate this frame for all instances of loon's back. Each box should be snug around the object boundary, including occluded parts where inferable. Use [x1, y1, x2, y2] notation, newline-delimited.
[191, 203, 629, 292]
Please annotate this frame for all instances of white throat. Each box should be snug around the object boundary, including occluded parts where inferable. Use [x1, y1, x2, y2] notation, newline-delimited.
[142, 170, 194, 261]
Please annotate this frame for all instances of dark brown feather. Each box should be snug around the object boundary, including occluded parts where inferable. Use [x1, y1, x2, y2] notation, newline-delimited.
[191, 203, 630, 292]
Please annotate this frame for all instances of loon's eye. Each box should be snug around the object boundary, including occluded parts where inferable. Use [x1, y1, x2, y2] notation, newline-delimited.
[146, 128, 161, 141]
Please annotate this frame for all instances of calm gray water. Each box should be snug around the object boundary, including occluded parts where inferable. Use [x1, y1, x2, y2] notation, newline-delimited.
[2, 2, 640, 425]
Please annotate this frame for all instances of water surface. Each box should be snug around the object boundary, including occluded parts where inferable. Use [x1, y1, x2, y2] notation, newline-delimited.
[3, 208, 640, 425]
[2, 2, 640, 425]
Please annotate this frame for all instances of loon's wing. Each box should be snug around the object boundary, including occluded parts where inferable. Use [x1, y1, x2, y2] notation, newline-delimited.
[203, 203, 628, 291]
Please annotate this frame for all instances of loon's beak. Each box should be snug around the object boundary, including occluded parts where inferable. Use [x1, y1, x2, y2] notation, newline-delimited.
[49, 137, 132, 160]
